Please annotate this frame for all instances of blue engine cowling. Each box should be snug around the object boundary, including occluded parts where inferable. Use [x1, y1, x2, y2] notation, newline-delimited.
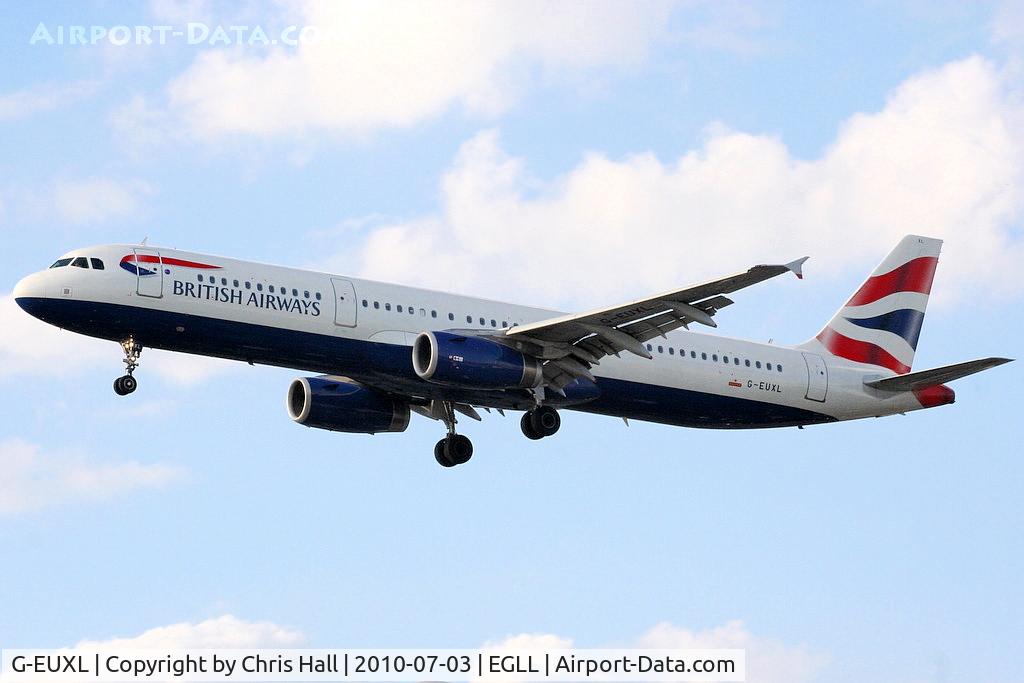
[412, 331, 543, 390]
[287, 376, 410, 433]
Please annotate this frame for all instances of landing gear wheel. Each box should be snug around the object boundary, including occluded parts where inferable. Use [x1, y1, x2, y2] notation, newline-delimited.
[445, 434, 474, 465]
[523, 406, 560, 439]
[432, 401, 474, 467]
[115, 337, 143, 397]
[521, 412, 543, 440]
[114, 375, 137, 396]
[530, 406, 561, 437]
[434, 439, 456, 468]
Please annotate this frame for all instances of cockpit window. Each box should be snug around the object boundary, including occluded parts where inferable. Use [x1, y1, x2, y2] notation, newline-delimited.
[70, 257, 89, 268]
[90, 258, 105, 270]
[50, 258, 73, 268]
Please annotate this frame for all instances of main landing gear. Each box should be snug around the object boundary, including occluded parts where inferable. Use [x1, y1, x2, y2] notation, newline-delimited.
[521, 405, 561, 440]
[113, 337, 142, 396]
[434, 401, 473, 468]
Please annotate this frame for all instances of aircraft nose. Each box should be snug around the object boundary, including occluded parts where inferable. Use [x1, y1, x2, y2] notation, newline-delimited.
[13, 272, 47, 307]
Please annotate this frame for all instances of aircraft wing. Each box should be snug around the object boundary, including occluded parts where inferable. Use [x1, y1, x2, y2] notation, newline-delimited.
[504, 257, 809, 391]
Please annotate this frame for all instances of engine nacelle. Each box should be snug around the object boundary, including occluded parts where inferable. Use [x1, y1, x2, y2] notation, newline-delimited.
[287, 376, 410, 434]
[412, 331, 543, 390]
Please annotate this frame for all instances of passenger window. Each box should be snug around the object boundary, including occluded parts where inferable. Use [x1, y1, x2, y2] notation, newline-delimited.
[316, 292, 322, 300]
[385, 303, 391, 311]
[50, 258, 73, 268]
[734, 357, 740, 365]
[756, 361, 761, 369]
[690, 351, 696, 359]
[658, 345, 664, 354]
[712, 354, 718, 362]
[234, 280, 240, 288]
[292, 289, 298, 297]
[432, 310, 438, 318]
[467, 315, 472, 323]
[90, 258, 105, 270]
[198, 274, 204, 282]
[222, 278, 228, 286]
[669, 348, 674, 355]
[397, 305, 403, 313]
[479, 317, 485, 325]
[778, 364, 783, 372]
[745, 359, 751, 367]
[490, 319, 496, 327]
[448, 313, 455, 321]
[723, 356, 729, 364]
[269, 286, 275, 293]
[502, 321, 507, 328]
[257, 284, 263, 292]
[245, 281, 251, 290]
[71, 257, 88, 268]
[362, 300, 368, 308]
[374, 301, 380, 309]
[767, 363, 773, 371]
[647, 344, 653, 352]
[304, 291, 310, 298]
[701, 352, 707, 360]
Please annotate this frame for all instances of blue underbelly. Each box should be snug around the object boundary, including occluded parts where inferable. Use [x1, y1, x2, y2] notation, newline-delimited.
[15, 296, 833, 429]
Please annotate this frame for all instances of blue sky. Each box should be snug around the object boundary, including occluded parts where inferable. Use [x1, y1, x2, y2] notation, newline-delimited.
[1, 2, 1022, 682]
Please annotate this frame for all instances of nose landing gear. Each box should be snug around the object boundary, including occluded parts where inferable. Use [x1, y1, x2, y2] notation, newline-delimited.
[114, 337, 142, 396]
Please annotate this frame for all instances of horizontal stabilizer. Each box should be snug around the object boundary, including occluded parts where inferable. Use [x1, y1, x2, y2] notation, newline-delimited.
[865, 357, 1013, 392]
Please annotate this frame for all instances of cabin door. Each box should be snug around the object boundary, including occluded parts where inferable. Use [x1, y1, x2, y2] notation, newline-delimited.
[134, 248, 163, 298]
[331, 278, 358, 327]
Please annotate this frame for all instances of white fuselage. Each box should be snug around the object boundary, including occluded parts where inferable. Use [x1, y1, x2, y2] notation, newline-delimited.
[13, 244, 937, 429]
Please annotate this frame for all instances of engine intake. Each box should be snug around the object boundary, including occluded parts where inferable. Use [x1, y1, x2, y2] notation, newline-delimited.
[287, 376, 410, 434]
[412, 331, 543, 390]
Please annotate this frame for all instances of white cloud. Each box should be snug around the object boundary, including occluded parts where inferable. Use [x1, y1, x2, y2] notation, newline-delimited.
[76, 615, 304, 648]
[482, 633, 574, 650]
[333, 56, 1023, 310]
[146, 349, 238, 386]
[122, 0, 675, 141]
[0, 294, 110, 377]
[0, 80, 98, 122]
[0, 438, 184, 516]
[991, 0, 1024, 47]
[52, 177, 153, 225]
[0, 294, 236, 385]
[636, 621, 825, 683]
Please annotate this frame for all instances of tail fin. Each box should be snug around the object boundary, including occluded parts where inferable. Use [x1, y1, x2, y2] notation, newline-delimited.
[801, 235, 942, 375]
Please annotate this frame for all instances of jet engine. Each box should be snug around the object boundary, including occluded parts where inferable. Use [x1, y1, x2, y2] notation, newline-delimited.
[287, 376, 410, 433]
[412, 331, 543, 390]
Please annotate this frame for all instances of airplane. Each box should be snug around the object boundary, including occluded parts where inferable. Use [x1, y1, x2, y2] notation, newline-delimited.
[12, 235, 1011, 467]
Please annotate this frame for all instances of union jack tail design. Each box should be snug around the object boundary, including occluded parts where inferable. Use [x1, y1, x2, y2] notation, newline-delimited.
[802, 235, 942, 375]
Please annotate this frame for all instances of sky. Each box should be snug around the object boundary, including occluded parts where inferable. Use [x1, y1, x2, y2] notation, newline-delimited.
[0, 2, 1022, 682]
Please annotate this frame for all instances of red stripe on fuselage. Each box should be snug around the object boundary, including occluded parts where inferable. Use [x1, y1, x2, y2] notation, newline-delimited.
[846, 256, 938, 307]
[817, 327, 911, 374]
[122, 254, 221, 269]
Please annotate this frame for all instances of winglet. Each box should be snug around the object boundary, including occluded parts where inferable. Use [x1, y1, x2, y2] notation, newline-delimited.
[786, 256, 809, 280]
